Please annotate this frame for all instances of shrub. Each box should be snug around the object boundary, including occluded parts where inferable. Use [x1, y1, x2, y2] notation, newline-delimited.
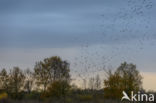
[45, 80, 70, 99]
[0, 92, 8, 100]
[78, 94, 92, 102]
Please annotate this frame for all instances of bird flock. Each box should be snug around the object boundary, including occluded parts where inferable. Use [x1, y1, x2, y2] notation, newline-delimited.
[71, 0, 155, 88]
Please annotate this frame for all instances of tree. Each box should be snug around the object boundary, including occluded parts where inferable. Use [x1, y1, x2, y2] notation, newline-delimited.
[46, 80, 70, 101]
[34, 56, 70, 92]
[88, 77, 95, 90]
[9, 67, 25, 98]
[24, 69, 33, 94]
[104, 70, 122, 99]
[104, 62, 142, 99]
[88, 75, 101, 90]
[116, 62, 142, 94]
[82, 79, 87, 90]
[0, 69, 9, 92]
[95, 74, 101, 90]
[34, 61, 50, 92]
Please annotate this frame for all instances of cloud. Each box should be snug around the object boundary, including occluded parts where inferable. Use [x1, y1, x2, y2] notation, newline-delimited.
[0, 0, 156, 48]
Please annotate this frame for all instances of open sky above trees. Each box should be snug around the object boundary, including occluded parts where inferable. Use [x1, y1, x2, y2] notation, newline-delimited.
[0, 0, 156, 90]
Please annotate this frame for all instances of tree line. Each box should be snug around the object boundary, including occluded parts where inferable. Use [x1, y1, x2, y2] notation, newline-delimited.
[0, 56, 143, 102]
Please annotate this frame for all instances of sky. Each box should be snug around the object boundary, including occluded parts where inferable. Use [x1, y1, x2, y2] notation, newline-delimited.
[0, 0, 156, 90]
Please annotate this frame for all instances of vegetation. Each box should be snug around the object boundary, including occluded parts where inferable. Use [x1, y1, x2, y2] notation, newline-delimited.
[104, 62, 142, 99]
[0, 56, 153, 103]
[34, 56, 70, 92]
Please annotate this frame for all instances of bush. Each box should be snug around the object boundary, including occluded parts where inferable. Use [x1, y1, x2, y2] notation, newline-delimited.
[77, 94, 92, 102]
[45, 80, 70, 99]
[0, 92, 8, 100]
[23, 91, 41, 100]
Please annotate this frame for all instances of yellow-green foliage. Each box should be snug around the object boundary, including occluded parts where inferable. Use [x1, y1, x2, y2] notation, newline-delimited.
[45, 80, 70, 99]
[104, 72, 123, 99]
[104, 62, 142, 99]
[0, 92, 8, 100]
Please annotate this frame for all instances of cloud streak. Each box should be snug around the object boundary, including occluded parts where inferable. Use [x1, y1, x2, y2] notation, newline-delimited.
[0, 0, 155, 48]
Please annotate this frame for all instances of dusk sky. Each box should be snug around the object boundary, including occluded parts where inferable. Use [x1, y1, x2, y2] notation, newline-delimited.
[0, 0, 156, 90]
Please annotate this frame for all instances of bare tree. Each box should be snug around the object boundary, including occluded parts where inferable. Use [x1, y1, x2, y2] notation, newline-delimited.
[95, 74, 101, 90]
[24, 68, 33, 94]
[0, 69, 9, 92]
[82, 78, 87, 90]
[9, 67, 25, 98]
[88, 77, 95, 90]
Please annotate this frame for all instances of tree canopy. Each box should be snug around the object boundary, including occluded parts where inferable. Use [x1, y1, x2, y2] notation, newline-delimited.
[34, 56, 70, 91]
[104, 62, 142, 99]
